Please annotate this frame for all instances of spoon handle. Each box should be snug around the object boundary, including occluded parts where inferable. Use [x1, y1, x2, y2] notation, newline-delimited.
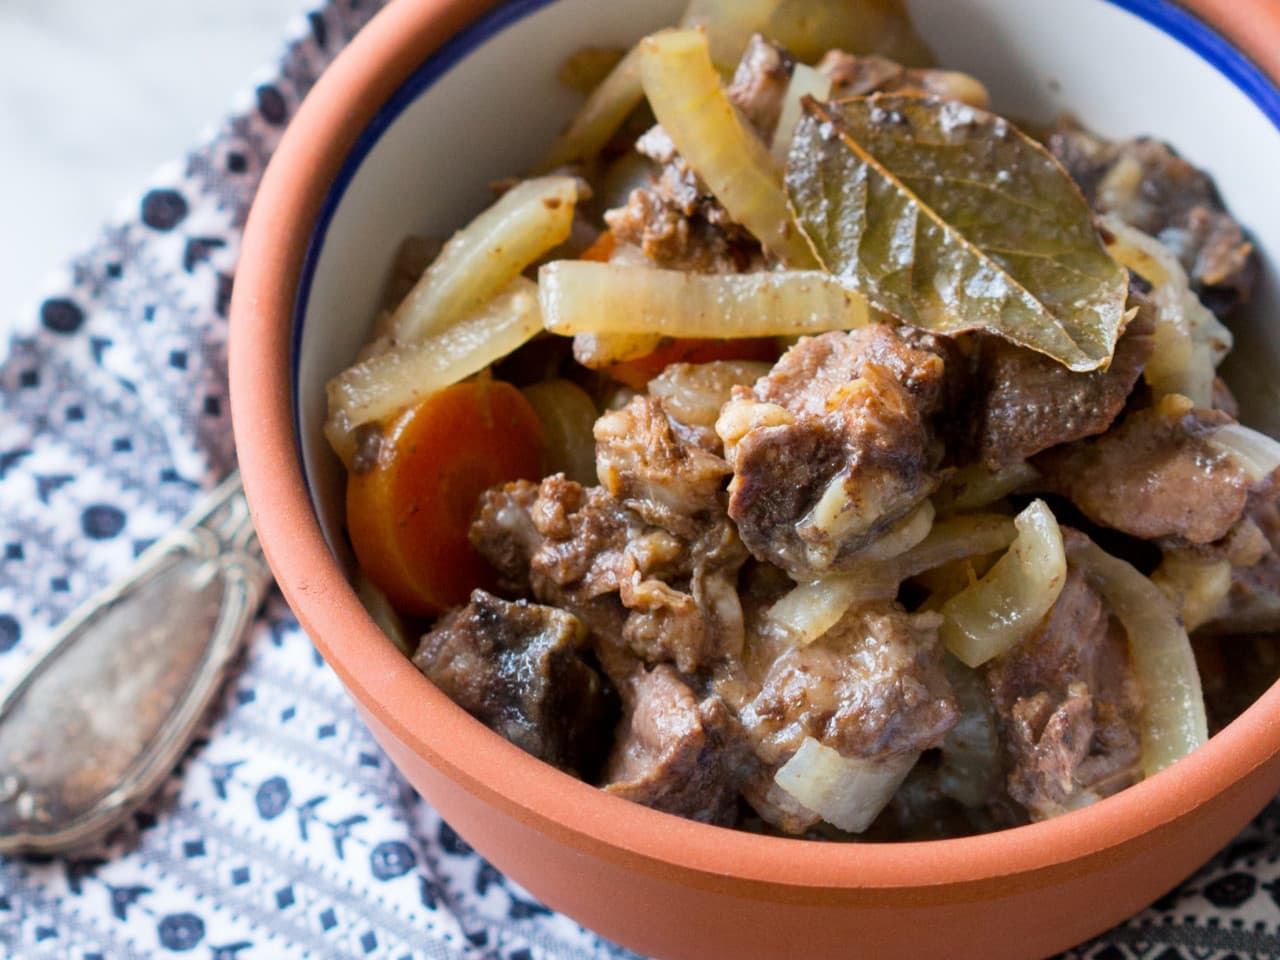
[0, 471, 270, 855]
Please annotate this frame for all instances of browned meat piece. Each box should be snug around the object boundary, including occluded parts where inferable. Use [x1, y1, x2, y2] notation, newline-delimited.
[1036, 401, 1248, 544]
[413, 590, 614, 777]
[818, 51, 989, 107]
[602, 37, 794, 274]
[470, 476, 635, 628]
[971, 294, 1155, 469]
[719, 327, 946, 578]
[593, 395, 731, 535]
[602, 664, 755, 825]
[738, 603, 957, 764]
[603, 125, 762, 274]
[725, 35, 794, 140]
[1048, 120, 1258, 316]
[751, 324, 948, 415]
[471, 475, 747, 675]
[983, 556, 1143, 820]
[603, 173, 758, 274]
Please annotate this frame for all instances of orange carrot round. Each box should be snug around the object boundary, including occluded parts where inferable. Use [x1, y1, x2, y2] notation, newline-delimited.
[346, 380, 545, 617]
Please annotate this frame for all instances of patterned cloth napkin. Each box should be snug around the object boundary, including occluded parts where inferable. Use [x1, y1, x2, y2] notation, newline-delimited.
[1, 2, 1278, 957]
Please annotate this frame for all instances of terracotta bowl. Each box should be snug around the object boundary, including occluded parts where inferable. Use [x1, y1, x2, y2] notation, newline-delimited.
[229, 1, 1280, 957]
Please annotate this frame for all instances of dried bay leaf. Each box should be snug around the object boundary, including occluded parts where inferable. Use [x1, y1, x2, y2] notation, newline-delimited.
[786, 95, 1129, 371]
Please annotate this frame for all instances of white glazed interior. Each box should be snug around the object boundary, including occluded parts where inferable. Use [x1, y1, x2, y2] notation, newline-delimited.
[296, 0, 1280, 555]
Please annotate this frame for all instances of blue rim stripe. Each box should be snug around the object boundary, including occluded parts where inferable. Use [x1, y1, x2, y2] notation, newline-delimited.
[291, 0, 1280, 497]
[291, 0, 559, 498]
[1104, 0, 1280, 126]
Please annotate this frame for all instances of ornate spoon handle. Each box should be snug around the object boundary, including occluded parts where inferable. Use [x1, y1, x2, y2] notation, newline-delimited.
[0, 471, 270, 855]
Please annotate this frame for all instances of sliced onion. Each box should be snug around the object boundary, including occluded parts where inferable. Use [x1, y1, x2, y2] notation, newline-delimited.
[539, 0, 783, 170]
[1208, 423, 1280, 485]
[539, 261, 870, 338]
[766, 0, 933, 67]
[765, 576, 878, 647]
[572, 331, 666, 369]
[681, 0, 785, 71]
[390, 177, 576, 343]
[774, 738, 918, 833]
[887, 513, 1019, 581]
[770, 63, 832, 164]
[639, 29, 818, 267]
[521, 379, 600, 486]
[941, 499, 1067, 668]
[932, 461, 1040, 516]
[1103, 216, 1232, 409]
[354, 570, 412, 655]
[326, 278, 543, 460]
[1067, 536, 1208, 776]
[1151, 554, 1232, 633]
[856, 500, 936, 563]
[539, 44, 647, 170]
[648, 360, 774, 432]
[766, 510, 1014, 646]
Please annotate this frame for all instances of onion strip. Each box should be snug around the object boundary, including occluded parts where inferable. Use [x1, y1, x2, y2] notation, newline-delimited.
[932, 461, 1039, 516]
[771, 63, 832, 164]
[389, 177, 576, 344]
[539, 44, 647, 170]
[766, 512, 1016, 645]
[539, 261, 870, 338]
[326, 278, 543, 458]
[941, 500, 1067, 668]
[539, 1, 783, 169]
[774, 738, 918, 833]
[1103, 217, 1232, 409]
[1208, 423, 1280, 485]
[681, 0, 786, 71]
[639, 29, 818, 267]
[1067, 536, 1208, 776]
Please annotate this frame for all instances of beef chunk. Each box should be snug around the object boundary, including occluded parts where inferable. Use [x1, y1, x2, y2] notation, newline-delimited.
[1036, 401, 1248, 544]
[750, 324, 949, 416]
[725, 602, 956, 835]
[718, 327, 945, 578]
[593, 395, 732, 535]
[983, 557, 1143, 820]
[413, 590, 613, 776]
[725, 35, 795, 140]
[1048, 120, 1258, 316]
[738, 603, 957, 764]
[604, 122, 762, 273]
[602, 38, 792, 273]
[603, 165, 759, 273]
[971, 296, 1156, 468]
[471, 475, 747, 675]
[602, 664, 755, 825]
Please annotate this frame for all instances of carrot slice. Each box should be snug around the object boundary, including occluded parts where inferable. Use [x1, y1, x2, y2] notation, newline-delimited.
[346, 380, 545, 617]
[606, 336, 781, 390]
[579, 229, 617, 263]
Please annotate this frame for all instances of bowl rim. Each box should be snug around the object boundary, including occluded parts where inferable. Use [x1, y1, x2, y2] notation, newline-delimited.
[230, 0, 1280, 897]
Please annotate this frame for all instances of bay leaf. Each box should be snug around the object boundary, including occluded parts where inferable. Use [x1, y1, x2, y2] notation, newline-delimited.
[786, 95, 1129, 371]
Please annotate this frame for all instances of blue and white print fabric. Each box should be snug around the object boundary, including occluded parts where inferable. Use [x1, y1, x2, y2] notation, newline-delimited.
[1, 2, 1280, 958]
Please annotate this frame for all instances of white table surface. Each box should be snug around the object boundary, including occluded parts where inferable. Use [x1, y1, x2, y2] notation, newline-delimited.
[0, 0, 307, 328]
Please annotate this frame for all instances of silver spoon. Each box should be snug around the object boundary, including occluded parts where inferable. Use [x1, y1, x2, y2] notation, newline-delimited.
[0, 472, 270, 855]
